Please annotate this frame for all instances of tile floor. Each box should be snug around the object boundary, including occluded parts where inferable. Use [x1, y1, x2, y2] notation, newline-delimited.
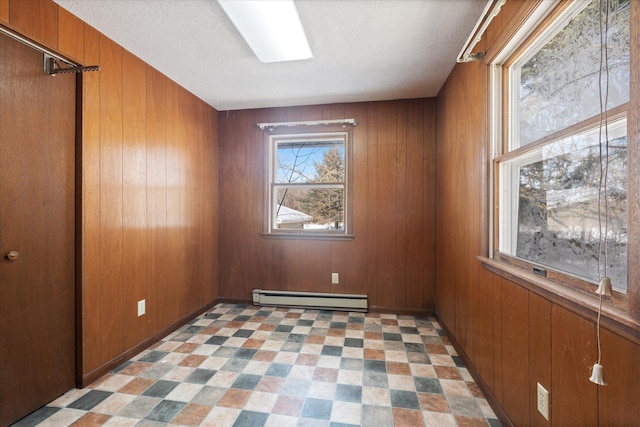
[13, 304, 501, 426]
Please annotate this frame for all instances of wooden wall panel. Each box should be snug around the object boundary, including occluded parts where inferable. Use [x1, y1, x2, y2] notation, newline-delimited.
[177, 87, 194, 319]
[145, 66, 168, 335]
[217, 99, 436, 314]
[81, 24, 101, 375]
[528, 292, 551, 427]
[165, 79, 182, 326]
[405, 99, 427, 310]
[0, 0, 9, 24]
[435, 57, 485, 344]
[180, 87, 193, 315]
[490, 272, 503, 403]
[599, 329, 640, 426]
[8, 0, 58, 49]
[57, 7, 83, 64]
[218, 109, 257, 294]
[365, 102, 380, 303]
[98, 35, 124, 362]
[551, 306, 597, 426]
[189, 99, 203, 308]
[468, 266, 494, 393]
[395, 101, 408, 309]
[423, 99, 436, 311]
[500, 279, 529, 427]
[435, 65, 457, 335]
[202, 104, 219, 304]
[122, 51, 148, 349]
[375, 101, 399, 309]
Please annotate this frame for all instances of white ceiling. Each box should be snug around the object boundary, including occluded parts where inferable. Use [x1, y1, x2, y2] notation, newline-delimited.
[54, 0, 488, 111]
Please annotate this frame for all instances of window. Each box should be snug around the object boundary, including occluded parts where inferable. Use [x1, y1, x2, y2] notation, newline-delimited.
[494, 0, 630, 292]
[266, 129, 351, 236]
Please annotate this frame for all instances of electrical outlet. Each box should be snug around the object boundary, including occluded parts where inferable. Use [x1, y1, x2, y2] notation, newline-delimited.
[138, 299, 146, 317]
[332, 273, 339, 284]
[537, 382, 549, 421]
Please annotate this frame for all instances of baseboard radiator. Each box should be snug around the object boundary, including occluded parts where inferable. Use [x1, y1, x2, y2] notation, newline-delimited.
[252, 289, 368, 312]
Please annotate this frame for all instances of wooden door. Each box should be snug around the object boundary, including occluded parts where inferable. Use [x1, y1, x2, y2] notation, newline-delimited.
[0, 33, 76, 425]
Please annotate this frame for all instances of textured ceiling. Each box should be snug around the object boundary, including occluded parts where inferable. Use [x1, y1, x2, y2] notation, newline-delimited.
[54, 0, 488, 111]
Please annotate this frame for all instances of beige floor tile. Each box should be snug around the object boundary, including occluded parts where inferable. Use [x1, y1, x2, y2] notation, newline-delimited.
[331, 401, 362, 425]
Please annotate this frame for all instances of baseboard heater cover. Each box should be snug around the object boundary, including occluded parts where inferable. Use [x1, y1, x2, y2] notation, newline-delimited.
[252, 289, 368, 312]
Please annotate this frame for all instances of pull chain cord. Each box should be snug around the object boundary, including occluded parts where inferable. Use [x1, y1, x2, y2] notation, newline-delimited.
[597, 0, 610, 285]
[590, 0, 611, 387]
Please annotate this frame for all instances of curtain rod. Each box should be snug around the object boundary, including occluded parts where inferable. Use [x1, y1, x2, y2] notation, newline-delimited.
[457, 0, 507, 63]
[257, 118, 357, 131]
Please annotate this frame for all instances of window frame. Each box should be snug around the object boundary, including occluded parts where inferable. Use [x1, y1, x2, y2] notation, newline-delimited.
[490, 0, 632, 306]
[263, 124, 354, 239]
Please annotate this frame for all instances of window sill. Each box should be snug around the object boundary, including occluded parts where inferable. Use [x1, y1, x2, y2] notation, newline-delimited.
[479, 256, 640, 346]
[260, 233, 355, 241]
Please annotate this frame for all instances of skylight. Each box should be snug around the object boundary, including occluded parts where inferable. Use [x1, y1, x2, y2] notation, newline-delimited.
[217, 0, 313, 63]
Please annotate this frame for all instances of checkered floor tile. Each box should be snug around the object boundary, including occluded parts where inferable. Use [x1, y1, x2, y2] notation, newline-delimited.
[12, 304, 501, 426]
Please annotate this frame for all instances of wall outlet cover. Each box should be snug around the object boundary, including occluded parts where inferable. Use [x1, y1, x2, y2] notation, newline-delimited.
[537, 382, 549, 421]
[138, 299, 146, 317]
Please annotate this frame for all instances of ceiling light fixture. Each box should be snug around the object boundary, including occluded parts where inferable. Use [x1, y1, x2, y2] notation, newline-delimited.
[217, 0, 313, 63]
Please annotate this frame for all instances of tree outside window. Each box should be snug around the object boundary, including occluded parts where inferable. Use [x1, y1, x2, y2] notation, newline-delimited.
[268, 131, 350, 235]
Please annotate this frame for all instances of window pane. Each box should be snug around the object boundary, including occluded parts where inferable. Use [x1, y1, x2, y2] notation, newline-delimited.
[512, 126, 627, 290]
[518, 0, 629, 146]
[275, 139, 345, 184]
[274, 186, 344, 231]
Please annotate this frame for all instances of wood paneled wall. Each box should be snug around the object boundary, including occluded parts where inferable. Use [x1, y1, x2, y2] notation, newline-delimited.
[218, 100, 435, 314]
[1, 0, 219, 384]
[81, 29, 219, 383]
[0, 0, 84, 64]
[435, 1, 640, 425]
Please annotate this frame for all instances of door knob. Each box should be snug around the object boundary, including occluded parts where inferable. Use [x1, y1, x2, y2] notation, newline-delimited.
[5, 251, 19, 261]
